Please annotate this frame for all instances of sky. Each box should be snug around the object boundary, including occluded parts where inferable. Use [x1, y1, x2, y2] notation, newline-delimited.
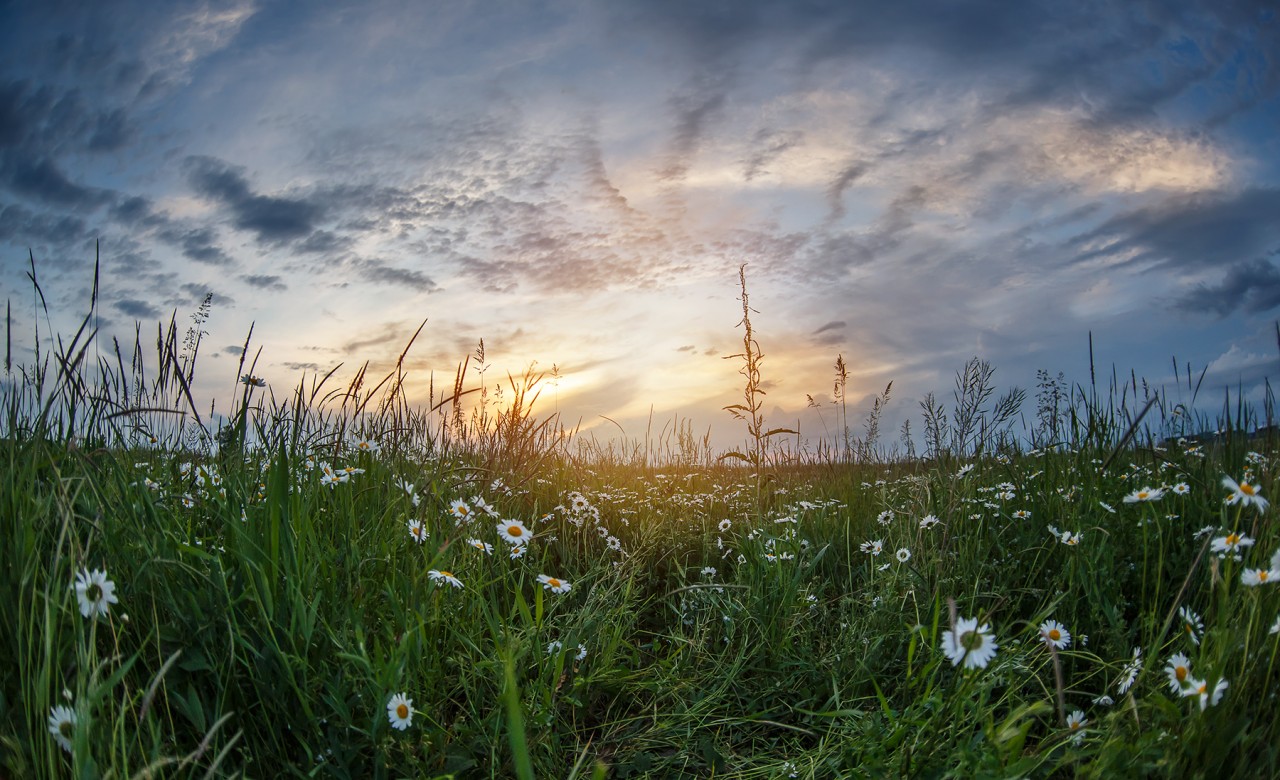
[2, 0, 1280, 452]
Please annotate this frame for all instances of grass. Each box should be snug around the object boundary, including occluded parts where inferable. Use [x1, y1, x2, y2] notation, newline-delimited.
[3, 256, 1280, 778]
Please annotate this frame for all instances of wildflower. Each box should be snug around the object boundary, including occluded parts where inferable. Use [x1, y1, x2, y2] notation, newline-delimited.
[1178, 606, 1203, 646]
[73, 568, 118, 620]
[569, 493, 590, 513]
[996, 490, 1016, 502]
[1183, 677, 1228, 710]
[701, 566, 717, 577]
[896, 548, 911, 563]
[1065, 710, 1087, 744]
[538, 574, 571, 594]
[387, 693, 413, 730]
[956, 464, 975, 478]
[1099, 501, 1116, 514]
[407, 519, 427, 545]
[354, 438, 380, 454]
[1172, 482, 1190, 495]
[575, 644, 588, 661]
[1165, 652, 1192, 693]
[1061, 531, 1081, 546]
[941, 616, 999, 670]
[1092, 694, 1114, 707]
[1039, 620, 1071, 650]
[1123, 486, 1164, 503]
[1013, 509, 1031, 520]
[1242, 567, 1280, 586]
[509, 545, 526, 559]
[546, 640, 563, 653]
[718, 519, 733, 532]
[1211, 531, 1255, 555]
[467, 538, 493, 555]
[428, 570, 463, 589]
[919, 514, 940, 530]
[48, 705, 76, 752]
[1223, 475, 1269, 513]
[240, 374, 266, 387]
[1117, 648, 1142, 694]
[450, 499, 472, 522]
[496, 519, 531, 546]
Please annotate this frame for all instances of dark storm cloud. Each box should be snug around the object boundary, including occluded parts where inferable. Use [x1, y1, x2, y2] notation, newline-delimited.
[157, 225, 234, 267]
[115, 298, 160, 319]
[658, 80, 728, 182]
[241, 274, 287, 292]
[0, 202, 86, 244]
[1177, 257, 1280, 318]
[1068, 188, 1280, 275]
[356, 258, 439, 293]
[1, 156, 108, 207]
[184, 156, 322, 243]
[742, 128, 803, 182]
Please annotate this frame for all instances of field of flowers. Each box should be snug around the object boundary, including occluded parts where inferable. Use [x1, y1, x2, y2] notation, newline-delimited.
[2, 275, 1279, 777]
[5, 406, 1280, 777]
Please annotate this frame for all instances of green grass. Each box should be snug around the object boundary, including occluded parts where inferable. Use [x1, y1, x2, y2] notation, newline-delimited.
[3, 262, 1280, 777]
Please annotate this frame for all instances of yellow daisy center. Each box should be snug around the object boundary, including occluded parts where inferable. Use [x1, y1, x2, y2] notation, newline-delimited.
[1262, 571, 1271, 582]
[1241, 483, 1257, 496]
[440, 570, 452, 577]
[1227, 533, 1240, 545]
[1176, 666, 1187, 682]
[1047, 629, 1061, 641]
[548, 578, 561, 588]
[396, 703, 409, 719]
[1138, 491, 1149, 499]
[1069, 721, 1081, 731]
[507, 525, 524, 537]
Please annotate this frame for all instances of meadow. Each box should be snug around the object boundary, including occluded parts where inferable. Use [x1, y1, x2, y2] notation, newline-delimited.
[3, 261, 1280, 778]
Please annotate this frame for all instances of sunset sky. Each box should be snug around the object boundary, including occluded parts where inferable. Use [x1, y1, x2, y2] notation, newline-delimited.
[2, 0, 1279, 451]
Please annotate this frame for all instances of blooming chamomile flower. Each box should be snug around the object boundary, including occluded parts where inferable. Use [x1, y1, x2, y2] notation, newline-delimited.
[1065, 710, 1087, 744]
[1211, 531, 1255, 555]
[48, 704, 76, 752]
[1183, 676, 1228, 710]
[896, 547, 911, 563]
[509, 546, 527, 559]
[73, 568, 118, 619]
[1223, 475, 1268, 513]
[387, 693, 413, 730]
[1123, 486, 1164, 503]
[538, 574, 571, 594]
[1172, 482, 1190, 496]
[1117, 648, 1143, 694]
[575, 644, 588, 661]
[428, 570, 463, 588]
[942, 616, 999, 670]
[407, 519, 427, 544]
[467, 538, 493, 555]
[1242, 567, 1280, 586]
[497, 519, 531, 545]
[1165, 652, 1192, 693]
[919, 514, 940, 529]
[1179, 606, 1204, 646]
[450, 499, 472, 522]
[1039, 619, 1071, 650]
[718, 519, 732, 532]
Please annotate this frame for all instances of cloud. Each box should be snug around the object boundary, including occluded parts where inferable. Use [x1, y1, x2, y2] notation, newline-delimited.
[1068, 187, 1280, 274]
[1, 156, 108, 207]
[184, 155, 322, 243]
[115, 298, 160, 319]
[1177, 257, 1280, 318]
[356, 258, 439, 293]
[240, 273, 287, 292]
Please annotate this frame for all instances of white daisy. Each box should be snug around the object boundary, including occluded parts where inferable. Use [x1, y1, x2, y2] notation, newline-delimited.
[942, 616, 999, 670]
[428, 570, 463, 589]
[537, 574, 571, 594]
[386, 693, 413, 730]
[73, 568, 118, 619]
[47, 704, 76, 753]
[496, 519, 532, 546]
[1039, 619, 1071, 650]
